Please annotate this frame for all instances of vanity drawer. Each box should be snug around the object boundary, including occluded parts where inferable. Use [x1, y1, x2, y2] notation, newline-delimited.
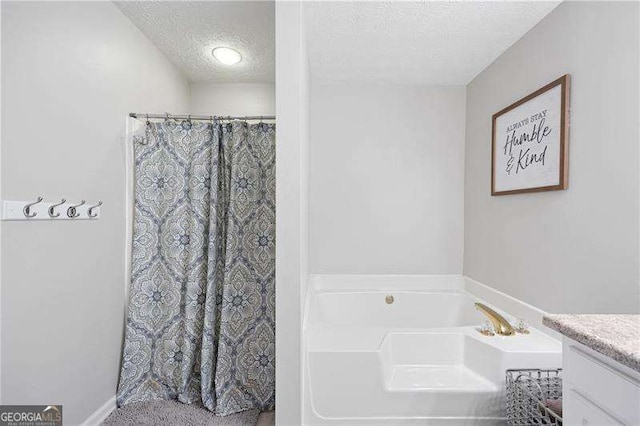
[564, 342, 640, 424]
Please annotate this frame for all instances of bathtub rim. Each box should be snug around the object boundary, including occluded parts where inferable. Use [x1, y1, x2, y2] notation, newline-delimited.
[306, 274, 562, 340]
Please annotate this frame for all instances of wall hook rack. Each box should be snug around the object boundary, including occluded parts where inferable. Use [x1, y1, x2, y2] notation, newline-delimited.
[1, 198, 102, 221]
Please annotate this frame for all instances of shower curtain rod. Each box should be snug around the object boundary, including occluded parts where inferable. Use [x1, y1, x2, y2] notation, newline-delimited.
[129, 113, 275, 121]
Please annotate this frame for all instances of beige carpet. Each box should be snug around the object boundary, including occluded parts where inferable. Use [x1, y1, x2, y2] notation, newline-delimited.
[256, 410, 275, 426]
[103, 400, 274, 425]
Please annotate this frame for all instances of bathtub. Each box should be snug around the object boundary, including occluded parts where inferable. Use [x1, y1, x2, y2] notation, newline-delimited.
[303, 275, 562, 425]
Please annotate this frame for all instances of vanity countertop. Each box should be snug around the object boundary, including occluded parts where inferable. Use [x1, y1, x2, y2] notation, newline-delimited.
[543, 314, 640, 373]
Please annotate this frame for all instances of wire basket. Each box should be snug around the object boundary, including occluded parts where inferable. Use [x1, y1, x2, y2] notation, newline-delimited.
[506, 368, 563, 425]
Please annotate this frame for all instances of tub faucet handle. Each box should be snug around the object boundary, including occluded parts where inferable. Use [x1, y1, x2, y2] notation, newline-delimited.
[515, 318, 530, 334]
[479, 321, 495, 336]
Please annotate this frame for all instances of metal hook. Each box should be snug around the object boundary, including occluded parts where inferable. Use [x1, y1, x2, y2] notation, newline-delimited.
[48, 198, 66, 218]
[165, 112, 170, 122]
[140, 115, 150, 146]
[87, 201, 103, 218]
[67, 200, 85, 218]
[23, 196, 43, 218]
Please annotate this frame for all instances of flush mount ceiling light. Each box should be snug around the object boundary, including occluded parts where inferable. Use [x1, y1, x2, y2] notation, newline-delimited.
[212, 47, 242, 65]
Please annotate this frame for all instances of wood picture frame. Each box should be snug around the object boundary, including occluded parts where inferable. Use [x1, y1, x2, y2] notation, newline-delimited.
[491, 74, 570, 196]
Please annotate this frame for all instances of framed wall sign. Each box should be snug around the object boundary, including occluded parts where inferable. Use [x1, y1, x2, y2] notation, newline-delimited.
[491, 74, 570, 195]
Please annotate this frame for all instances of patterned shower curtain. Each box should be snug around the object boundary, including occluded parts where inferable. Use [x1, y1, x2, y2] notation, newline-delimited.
[117, 119, 275, 416]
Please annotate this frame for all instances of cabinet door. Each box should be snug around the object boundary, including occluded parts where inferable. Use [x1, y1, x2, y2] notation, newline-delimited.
[565, 388, 624, 426]
[563, 340, 640, 425]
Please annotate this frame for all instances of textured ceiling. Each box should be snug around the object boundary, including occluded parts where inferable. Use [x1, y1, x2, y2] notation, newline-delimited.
[305, 1, 560, 86]
[115, 1, 274, 83]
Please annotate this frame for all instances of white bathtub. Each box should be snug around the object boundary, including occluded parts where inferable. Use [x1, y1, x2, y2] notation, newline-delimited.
[303, 275, 562, 425]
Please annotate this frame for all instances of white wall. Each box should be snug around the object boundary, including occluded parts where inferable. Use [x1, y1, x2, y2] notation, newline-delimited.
[464, 1, 639, 314]
[309, 84, 466, 274]
[188, 82, 275, 116]
[1, 2, 189, 424]
[275, 2, 309, 424]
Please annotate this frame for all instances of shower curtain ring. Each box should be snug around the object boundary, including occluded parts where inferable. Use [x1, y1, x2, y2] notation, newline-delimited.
[145, 114, 150, 126]
[165, 112, 170, 121]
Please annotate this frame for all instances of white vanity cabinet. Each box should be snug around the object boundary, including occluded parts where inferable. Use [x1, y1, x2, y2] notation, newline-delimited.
[562, 339, 640, 425]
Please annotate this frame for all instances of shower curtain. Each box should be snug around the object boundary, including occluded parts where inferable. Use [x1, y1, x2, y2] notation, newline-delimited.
[117, 119, 275, 416]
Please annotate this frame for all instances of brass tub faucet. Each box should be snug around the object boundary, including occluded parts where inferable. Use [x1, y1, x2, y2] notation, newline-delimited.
[475, 303, 515, 336]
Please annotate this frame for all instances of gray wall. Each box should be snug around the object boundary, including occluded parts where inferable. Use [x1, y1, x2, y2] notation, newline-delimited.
[275, 2, 308, 424]
[1, 2, 189, 423]
[464, 1, 639, 314]
[189, 82, 275, 116]
[310, 84, 466, 274]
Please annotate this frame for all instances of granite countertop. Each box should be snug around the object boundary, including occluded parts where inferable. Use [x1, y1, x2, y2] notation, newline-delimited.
[543, 314, 640, 372]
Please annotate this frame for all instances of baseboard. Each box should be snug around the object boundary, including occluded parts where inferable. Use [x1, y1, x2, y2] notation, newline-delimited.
[463, 276, 562, 341]
[81, 395, 116, 426]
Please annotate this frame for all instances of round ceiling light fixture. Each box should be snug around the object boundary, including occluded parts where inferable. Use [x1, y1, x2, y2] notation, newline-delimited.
[212, 46, 242, 65]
